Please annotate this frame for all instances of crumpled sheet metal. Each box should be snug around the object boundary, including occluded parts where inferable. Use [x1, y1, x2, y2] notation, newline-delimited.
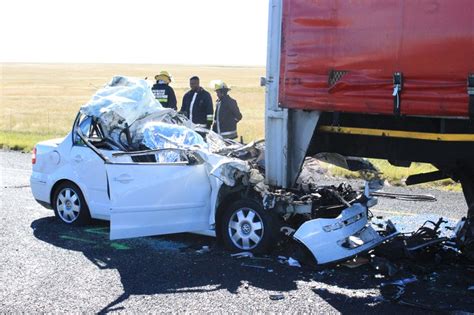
[207, 155, 250, 187]
[293, 203, 399, 264]
[141, 121, 208, 150]
[80, 76, 171, 127]
[79, 76, 228, 156]
[205, 130, 231, 153]
[140, 122, 209, 163]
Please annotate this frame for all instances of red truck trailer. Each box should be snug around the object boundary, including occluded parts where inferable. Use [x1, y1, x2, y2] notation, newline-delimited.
[264, 0, 474, 216]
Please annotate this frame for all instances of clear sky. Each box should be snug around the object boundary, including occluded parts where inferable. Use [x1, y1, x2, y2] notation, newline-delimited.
[0, 0, 269, 66]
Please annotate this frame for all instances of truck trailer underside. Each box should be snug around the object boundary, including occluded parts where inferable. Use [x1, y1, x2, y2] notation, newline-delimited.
[311, 112, 474, 216]
[264, 0, 474, 217]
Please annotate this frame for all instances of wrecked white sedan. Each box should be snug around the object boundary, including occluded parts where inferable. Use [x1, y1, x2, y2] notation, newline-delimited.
[31, 76, 397, 264]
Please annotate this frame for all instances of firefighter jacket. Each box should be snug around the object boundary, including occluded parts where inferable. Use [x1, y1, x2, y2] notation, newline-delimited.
[151, 82, 177, 110]
[180, 88, 214, 128]
[212, 94, 242, 139]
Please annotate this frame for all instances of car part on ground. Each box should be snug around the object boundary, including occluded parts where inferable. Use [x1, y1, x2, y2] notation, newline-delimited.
[379, 276, 418, 301]
[370, 191, 437, 202]
[293, 202, 399, 264]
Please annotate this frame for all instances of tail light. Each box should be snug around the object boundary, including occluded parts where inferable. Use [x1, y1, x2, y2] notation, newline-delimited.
[32, 147, 37, 164]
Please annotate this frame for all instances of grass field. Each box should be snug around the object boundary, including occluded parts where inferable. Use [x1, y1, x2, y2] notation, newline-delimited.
[0, 63, 459, 189]
[0, 63, 266, 150]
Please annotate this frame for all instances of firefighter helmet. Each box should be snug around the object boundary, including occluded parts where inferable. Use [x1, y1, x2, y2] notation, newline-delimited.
[211, 80, 231, 91]
[155, 71, 172, 84]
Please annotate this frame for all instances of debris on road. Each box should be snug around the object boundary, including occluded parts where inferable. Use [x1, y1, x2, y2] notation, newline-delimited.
[370, 257, 398, 277]
[456, 216, 474, 261]
[288, 257, 302, 268]
[196, 246, 210, 254]
[370, 191, 437, 202]
[241, 263, 266, 270]
[379, 276, 418, 301]
[341, 257, 370, 269]
[231, 251, 254, 259]
[269, 294, 285, 300]
[276, 256, 302, 268]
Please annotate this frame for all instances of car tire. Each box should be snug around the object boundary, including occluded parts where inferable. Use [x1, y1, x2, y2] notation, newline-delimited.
[220, 198, 279, 254]
[52, 181, 91, 226]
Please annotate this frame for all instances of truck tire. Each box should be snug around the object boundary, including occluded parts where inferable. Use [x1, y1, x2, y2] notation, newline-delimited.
[219, 198, 278, 254]
[52, 181, 91, 226]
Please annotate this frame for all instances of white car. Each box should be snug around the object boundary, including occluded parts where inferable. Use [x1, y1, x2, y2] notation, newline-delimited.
[30, 112, 278, 252]
[30, 76, 398, 264]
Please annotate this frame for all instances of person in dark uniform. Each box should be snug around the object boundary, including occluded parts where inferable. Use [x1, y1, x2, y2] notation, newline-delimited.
[211, 81, 242, 139]
[180, 76, 214, 129]
[151, 71, 177, 110]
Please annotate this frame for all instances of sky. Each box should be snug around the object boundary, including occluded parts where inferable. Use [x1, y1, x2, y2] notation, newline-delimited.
[0, 0, 269, 66]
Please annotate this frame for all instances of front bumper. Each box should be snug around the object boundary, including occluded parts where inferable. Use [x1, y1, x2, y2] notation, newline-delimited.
[293, 203, 399, 265]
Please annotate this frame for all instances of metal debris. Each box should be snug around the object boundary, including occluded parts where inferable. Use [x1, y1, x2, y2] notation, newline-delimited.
[371, 257, 399, 277]
[370, 191, 437, 202]
[195, 245, 210, 254]
[241, 263, 266, 270]
[231, 252, 254, 259]
[456, 217, 474, 261]
[288, 257, 302, 268]
[380, 276, 418, 301]
[342, 257, 370, 269]
[269, 294, 285, 300]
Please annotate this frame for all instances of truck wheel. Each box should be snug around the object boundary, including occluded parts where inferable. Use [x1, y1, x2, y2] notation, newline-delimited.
[220, 198, 278, 254]
[53, 181, 91, 226]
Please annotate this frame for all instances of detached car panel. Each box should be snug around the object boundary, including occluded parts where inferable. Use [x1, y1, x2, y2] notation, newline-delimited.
[294, 203, 399, 264]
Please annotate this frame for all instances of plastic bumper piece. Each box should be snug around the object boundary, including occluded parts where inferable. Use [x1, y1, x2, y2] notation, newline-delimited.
[293, 203, 399, 265]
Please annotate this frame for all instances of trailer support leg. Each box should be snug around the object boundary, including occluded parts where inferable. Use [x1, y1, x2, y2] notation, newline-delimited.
[460, 175, 474, 218]
[458, 162, 474, 218]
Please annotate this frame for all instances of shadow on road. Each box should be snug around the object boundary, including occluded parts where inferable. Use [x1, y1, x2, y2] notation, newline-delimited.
[31, 217, 304, 313]
[31, 216, 464, 314]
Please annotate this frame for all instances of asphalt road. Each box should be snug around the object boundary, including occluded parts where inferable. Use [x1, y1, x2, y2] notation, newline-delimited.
[1, 150, 472, 313]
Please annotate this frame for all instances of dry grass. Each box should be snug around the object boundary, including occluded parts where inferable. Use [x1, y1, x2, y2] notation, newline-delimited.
[0, 63, 265, 150]
[327, 159, 461, 191]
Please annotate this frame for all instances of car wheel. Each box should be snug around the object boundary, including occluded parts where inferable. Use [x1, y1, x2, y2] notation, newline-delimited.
[53, 181, 91, 225]
[220, 198, 278, 254]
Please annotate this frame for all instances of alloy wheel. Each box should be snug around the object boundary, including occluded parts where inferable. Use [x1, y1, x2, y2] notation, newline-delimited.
[228, 207, 264, 250]
[56, 187, 81, 223]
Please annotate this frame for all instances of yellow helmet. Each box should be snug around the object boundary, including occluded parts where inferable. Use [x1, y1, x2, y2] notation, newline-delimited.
[211, 80, 231, 91]
[155, 71, 172, 84]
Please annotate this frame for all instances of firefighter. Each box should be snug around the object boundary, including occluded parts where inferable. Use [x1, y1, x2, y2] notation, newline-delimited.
[151, 71, 177, 110]
[180, 76, 214, 129]
[212, 81, 242, 139]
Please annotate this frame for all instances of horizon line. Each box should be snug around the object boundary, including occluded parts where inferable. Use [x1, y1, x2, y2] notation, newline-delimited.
[0, 61, 267, 68]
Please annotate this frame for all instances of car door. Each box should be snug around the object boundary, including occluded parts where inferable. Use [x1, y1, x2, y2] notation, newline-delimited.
[106, 150, 212, 240]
